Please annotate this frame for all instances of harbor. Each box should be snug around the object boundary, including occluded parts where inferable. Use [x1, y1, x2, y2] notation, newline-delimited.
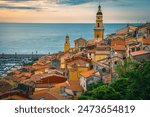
[0, 54, 46, 77]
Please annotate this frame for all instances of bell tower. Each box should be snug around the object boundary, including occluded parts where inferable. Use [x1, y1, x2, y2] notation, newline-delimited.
[94, 4, 104, 42]
[64, 35, 70, 52]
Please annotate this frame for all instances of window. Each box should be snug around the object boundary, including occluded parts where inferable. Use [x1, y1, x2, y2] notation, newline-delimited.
[136, 47, 140, 51]
[97, 35, 99, 39]
[98, 23, 100, 27]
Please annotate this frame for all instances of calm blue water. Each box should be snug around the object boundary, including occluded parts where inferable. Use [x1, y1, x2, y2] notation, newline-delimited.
[0, 23, 140, 54]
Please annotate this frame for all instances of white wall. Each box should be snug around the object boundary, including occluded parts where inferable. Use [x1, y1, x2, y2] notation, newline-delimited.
[79, 75, 87, 92]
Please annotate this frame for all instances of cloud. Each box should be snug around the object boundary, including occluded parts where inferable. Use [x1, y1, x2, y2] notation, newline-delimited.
[2, 0, 35, 2]
[56, 0, 120, 5]
[0, 0, 41, 10]
[0, 0, 124, 11]
[2, 0, 119, 5]
[0, 5, 39, 10]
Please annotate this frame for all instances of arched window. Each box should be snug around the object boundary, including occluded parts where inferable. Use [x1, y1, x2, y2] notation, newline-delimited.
[98, 23, 100, 27]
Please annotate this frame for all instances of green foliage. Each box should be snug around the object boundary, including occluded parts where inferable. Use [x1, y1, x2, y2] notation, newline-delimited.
[115, 58, 135, 78]
[87, 81, 104, 91]
[110, 78, 131, 99]
[78, 60, 150, 100]
[91, 85, 120, 100]
[78, 95, 91, 100]
[127, 61, 150, 99]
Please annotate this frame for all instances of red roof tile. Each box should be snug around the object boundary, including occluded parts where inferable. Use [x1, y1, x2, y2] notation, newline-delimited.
[87, 40, 96, 46]
[32, 89, 58, 100]
[143, 38, 150, 45]
[131, 50, 150, 56]
[88, 49, 96, 53]
[111, 40, 126, 46]
[66, 80, 83, 91]
[111, 46, 126, 51]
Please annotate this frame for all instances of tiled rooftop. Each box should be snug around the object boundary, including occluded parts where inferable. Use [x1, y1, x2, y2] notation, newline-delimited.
[111, 46, 126, 51]
[31, 89, 58, 100]
[65, 80, 83, 91]
[111, 40, 126, 46]
[131, 50, 150, 56]
[80, 69, 96, 78]
[143, 38, 150, 45]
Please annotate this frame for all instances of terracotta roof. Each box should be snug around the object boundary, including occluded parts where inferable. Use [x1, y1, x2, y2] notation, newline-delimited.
[22, 72, 32, 77]
[107, 34, 125, 39]
[35, 84, 52, 88]
[13, 71, 20, 75]
[19, 77, 27, 82]
[67, 85, 83, 91]
[32, 65, 49, 70]
[96, 45, 110, 50]
[87, 40, 96, 46]
[65, 80, 83, 91]
[52, 82, 66, 87]
[143, 38, 150, 45]
[65, 56, 91, 63]
[131, 50, 150, 56]
[88, 49, 96, 53]
[36, 74, 66, 84]
[22, 73, 66, 84]
[80, 69, 96, 78]
[111, 46, 126, 51]
[67, 80, 80, 85]
[31, 89, 58, 100]
[111, 40, 126, 46]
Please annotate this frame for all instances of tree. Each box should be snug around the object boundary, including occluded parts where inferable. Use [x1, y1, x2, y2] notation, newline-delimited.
[87, 81, 104, 91]
[91, 85, 120, 100]
[127, 61, 150, 99]
[110, 78, 131, 99]
[78, 95, 91, 100]
[115, 58, 136, 78]
[78, 61, 150, 100]
[116, 61, 150, 99]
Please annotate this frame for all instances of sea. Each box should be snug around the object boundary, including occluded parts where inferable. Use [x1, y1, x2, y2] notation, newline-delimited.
[0, 23, 141, 54]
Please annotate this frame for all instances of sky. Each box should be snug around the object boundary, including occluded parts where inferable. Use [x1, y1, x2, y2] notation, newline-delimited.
[0, 0, 150, 23]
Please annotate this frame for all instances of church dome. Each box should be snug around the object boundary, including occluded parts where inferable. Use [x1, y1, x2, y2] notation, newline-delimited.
[97, 4, 102, 15]
[66, 35, 69, 38]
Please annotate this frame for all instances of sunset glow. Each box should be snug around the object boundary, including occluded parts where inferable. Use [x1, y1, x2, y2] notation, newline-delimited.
[0, 0, 150, 23]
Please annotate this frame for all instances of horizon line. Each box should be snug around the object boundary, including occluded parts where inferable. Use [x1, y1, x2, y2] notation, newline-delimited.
[0, 22, 144, 24]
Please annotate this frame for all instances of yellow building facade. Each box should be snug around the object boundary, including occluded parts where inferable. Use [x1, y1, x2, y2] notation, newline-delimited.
[64, 35, 70, 52]
[94, 5, 104, 42]
[69, 67, 89, 81]
[95, 55, 108, 61]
